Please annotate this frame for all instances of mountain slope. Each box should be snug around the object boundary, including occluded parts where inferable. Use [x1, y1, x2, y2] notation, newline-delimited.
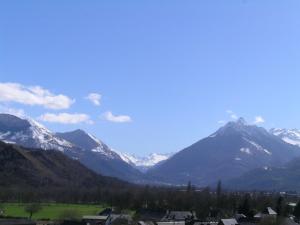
[226, 157, 300, 191]
[148, 118, 300, 186]
[0, 141, 124, 189]
[0, 114, 144, 182]
[0, 114, 76, 152]
[56, 129, 145, 182]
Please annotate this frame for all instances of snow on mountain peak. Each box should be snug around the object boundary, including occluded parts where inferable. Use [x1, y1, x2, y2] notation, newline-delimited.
[270, 128, 300, 147]
[116, 151, 173, 171]
[0, 114, 74, 151]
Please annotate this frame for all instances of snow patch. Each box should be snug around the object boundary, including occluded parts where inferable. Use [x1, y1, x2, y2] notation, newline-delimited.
[116, 151, 173, 167]
[240, 147, 251, 155]
[243, 138, 272, 155]
[270, 128, 300, 147]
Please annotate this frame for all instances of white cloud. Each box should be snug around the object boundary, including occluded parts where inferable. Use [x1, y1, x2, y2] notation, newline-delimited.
[218, 120, 226, 124]
[102, 111, 132, 123]
[0, 105, 26, 118]
[254, 116, 265, 124]
[226, 110, 238, 120]
[0, 82, 74, 109]
[39, 113, 92, 124]
[86, 93, 102, 106]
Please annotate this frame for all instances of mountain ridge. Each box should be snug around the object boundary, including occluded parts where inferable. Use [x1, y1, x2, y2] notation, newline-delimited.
[0, 113, 145, 182]
[0, 140, 126, 189]
[147, 118, 300, 186]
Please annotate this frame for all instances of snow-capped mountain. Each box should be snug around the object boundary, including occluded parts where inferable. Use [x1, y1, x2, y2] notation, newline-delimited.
[117, 152, 173, 172]
[54, 129, 145, 181]
[270, 128, 300, 146]
[0, 113, 76, 152]
[0, 113, 144, 182]
[148, 118, 300, 186]
[56, 129, 121, 160]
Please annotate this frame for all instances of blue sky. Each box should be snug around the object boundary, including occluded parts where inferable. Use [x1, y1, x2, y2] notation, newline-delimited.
[1, 1, 300, 155]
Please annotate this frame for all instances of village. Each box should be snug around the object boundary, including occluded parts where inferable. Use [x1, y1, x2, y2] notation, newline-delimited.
[0, 205, 298, 225]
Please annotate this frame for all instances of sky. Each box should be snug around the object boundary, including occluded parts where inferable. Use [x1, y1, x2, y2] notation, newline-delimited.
[1, 1, 300, 156]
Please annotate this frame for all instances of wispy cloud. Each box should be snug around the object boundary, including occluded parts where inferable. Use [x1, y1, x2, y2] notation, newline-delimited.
[254, 116, 265, 124]
[218, 120, 226, 124]
[226, 110, 238, 120]
[0, 105, 26, 118]
[102, 111, 132, 123]
[39, 113, 93, 124]
[0, 82, 74, 110]
[86, 93, 102, 106]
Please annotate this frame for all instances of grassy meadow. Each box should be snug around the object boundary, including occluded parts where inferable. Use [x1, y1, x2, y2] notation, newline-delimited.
[2, 203, 105, 220]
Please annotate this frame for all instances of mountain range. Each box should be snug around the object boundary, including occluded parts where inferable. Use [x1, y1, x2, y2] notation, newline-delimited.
[0, 140, 125, 189]
[0, 114, 145, 182]
[117, 152, 173, 172]
[147, 118, 300, 186]
[2, 113, 300, 190]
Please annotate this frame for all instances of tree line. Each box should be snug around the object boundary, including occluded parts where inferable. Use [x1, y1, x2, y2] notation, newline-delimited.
[1, 181, 300, 220]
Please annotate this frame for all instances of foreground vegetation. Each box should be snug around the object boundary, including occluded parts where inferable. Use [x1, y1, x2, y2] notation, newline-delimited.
[1, 181, 300, 221]
[1, 203, 105, 220]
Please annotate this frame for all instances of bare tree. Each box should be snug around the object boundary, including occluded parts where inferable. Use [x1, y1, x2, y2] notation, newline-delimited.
[24, 203, 42, 219]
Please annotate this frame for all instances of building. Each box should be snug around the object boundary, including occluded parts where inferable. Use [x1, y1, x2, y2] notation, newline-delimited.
[161, 211, 197, 222]
[82, 215, 108, 225]
[193, 222, 218, 225]
[254, 207, 277, 220]
[157, 222, 185, 225]
[217, 219, 239, 225]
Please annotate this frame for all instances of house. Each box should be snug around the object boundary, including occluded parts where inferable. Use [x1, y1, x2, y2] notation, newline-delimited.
[161, 211, 197, 222]
[254, 207, 277, 220]
[82, 215, 108, 225]
[217, 219, 239, 225]
[105, 214, 132, 225]
[138, 221, 156, 225]
[234, 214, 246, 222]
[193, 221, 218, 225]
[157, 222, 185, 225]
[135, 209, 165, 221]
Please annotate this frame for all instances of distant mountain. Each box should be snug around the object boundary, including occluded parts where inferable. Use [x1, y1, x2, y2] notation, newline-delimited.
[0, 114, 77, 152]
[0, 114, 144, 183]
[0, 141, 125, 189]
[117, 152, 173, 172]
[56, 129, 145, 182]
[270, 128, 300, 146]
[227, 157, 300, 191]
[147, 118, 300, 186]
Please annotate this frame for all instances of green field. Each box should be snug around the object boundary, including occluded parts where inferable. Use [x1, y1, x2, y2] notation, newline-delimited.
[2, 203, 105, 220]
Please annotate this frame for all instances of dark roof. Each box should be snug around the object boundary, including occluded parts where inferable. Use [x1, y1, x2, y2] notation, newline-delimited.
[254, 207, 277, 218]
[162, 211, 196, 221]
[194, 222, 218, 225]
[0, 219, 36, 225]
[136, 209, 165, 221]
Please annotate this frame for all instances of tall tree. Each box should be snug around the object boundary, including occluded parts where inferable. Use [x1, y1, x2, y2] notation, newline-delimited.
[216, 180, 222, 198]
[238, 194, 251, 217]
[293, 201, 300, 222]
[275, 196, 284, 216]
[187, 181, 192, 193]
